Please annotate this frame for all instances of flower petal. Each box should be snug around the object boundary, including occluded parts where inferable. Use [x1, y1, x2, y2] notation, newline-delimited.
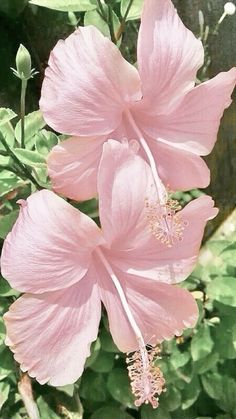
[137, 0, 204, 113]
[148, 139, 210, 190]
[48, 135, 106, 201]
[109, 196, 218, 283]
[1, 190, 103, 293]
[100, 267, 198, 352]
[98, 139, 156, 246]
[139, 68, 236, 155]
[40, 26, 141, 136]
[4, 276, 101, 386]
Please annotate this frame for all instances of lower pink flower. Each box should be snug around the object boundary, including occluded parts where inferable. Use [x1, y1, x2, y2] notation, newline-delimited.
[1, 140, 218, 407]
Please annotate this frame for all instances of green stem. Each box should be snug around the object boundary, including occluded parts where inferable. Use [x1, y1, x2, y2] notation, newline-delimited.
[0, 134, 41, 190]
[97, 0, 116, 43]
[108, 4, 116, 44]
[20, 79, 27, 149]
[97, 0, 107, 22]
[116, 0, 134, 41]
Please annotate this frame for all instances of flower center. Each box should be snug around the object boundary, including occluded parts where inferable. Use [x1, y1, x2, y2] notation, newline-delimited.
[127, 342, 165, 408]
[145, 197, 189, 247]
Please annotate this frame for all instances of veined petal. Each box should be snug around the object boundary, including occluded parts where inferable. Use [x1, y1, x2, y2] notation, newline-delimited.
[140, 68, 236, 155]
[137, 0, 204, 114]
[99, 266, 198, 352]
[109, 196, 218, 283]
[147, 140, 210, 190]
[4, 276, 101, 386]
[1, 190, 104, 293]
[40, 26, 141, 136]
[98, 140, 156, 247]
[48, 135, 106, 201]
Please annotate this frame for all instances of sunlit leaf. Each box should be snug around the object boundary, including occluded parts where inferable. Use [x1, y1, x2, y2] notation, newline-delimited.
[121, 0, 143, 21]
[29, 0, 96, 12]
[15, 110, 45, 147]
[207, 276, 236, 307]
[13, 148, 46, 167]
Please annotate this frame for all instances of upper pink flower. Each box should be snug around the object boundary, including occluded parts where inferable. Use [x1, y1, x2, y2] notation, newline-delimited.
[1, 141, 217, 404]
[40, 0, 236, 201]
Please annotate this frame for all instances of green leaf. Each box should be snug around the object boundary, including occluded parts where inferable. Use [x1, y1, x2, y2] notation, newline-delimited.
[0, 0, 27, 16]
[207, 276, 236, 307]
[0, 210, 19, 239]
[0, 382, 10, 411]
[0, 170, 23, 198]
[181, 375, 201, 410]
[37, 396, 60, 419]
[56, 384, 74, 397]
[15, 110, 46, 147]
[0, 276, 20, 297]
[121, 0, 143, 21]
[35, 130, 58, 156]
[107, 368, 134, 407]
[13, 148, 46, 167]
[221, 243, 236, 267]
[100, 327, 118, 352]
[90, 351, 114, 373]
[141, 405, 171, 419]
[170, 346, 190, 369]
[202, 374, 236, 415]
[213, 317, 236, 359]
[0, 318, 6, 346]
[91, 405, 133, 419]
[0, 122, 15, 165]
[29, 0, 96, 11]
[85, 338, 101, 368]
[191, 324, 214, 361]
[84, 6, 120, 39]
[80, 370, 108, 402]
[201, 373, 222, 400]
[0, 108, 17, 126]
[0, 348, 14, 381]
[194, 352, 219, 374]
[161, 385, 181, 412]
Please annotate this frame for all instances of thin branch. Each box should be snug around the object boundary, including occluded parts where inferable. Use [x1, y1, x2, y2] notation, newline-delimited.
[18, 373, 40, 419]
[116, 0, 135, 41]
[0, 134, 42, 190]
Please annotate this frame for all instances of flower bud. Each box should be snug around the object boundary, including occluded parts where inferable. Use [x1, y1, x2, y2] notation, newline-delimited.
[16, 44, 32, 81]
[224, 2, 236, 15]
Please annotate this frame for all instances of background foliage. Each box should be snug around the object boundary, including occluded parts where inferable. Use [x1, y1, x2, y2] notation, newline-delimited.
[0, 0, 236, 418]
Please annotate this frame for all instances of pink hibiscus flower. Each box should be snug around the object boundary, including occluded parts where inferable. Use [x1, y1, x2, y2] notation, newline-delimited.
[40, 0, 236, 202]
[1, 140, 217, 407]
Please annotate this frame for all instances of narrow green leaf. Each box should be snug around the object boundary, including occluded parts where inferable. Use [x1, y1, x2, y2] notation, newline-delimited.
[0, 170, 23, 198]
[0, 276, 19, 297]
[0, 108, 17, 126]
[29, 0, 96, 12]
[13, 148, 46, 167]
[15, 110, 46, 146]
